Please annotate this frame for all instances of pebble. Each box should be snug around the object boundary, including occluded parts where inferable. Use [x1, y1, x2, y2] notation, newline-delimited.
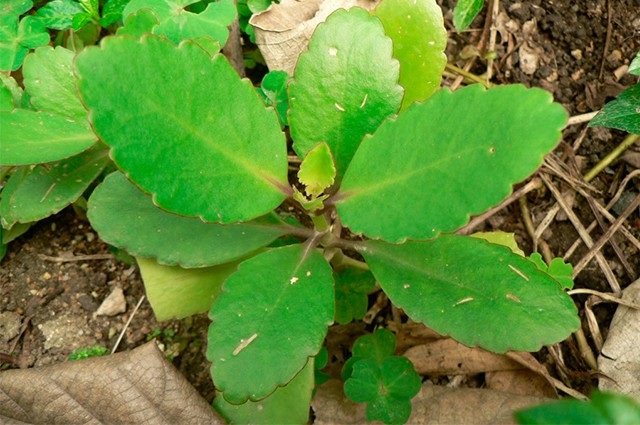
[95, 287, 127, 316]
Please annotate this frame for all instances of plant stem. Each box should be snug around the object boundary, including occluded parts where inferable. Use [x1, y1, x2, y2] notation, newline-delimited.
[311, 213, 330, 232]
[445, 63, 492, 88]
[583, 134, 639, 182]
[331, 249, 370, 271]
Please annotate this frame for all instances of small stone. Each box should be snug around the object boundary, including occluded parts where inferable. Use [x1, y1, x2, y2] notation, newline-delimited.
[96, 287, 127, 317]
[571, 49, 583, 60]
[42, 272, 52, 281]
[0, 312, 21, 343]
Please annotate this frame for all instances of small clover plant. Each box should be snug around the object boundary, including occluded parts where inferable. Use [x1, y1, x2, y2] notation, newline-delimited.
[1, 0, 581, 422]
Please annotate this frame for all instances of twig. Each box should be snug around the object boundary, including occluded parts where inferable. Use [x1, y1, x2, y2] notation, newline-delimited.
[222, 0, 245, 78]
[39, 253, 114, 262]
[573, 327, 598, 370]
[598, 0, 613, 80]
[569, 288, 640, 309]
[567, 112, 599, 126]
[485, 0, 500, 81]
[111, 295, 146, 354]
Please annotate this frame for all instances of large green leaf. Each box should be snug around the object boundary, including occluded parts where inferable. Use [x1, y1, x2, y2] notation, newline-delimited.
[22, 46, 86, 119]
[288, 7, 403, 177]
[589, 83, 640, 134]
[123, 0, 193, 21]
[76, 35, 288, 223]
[373, 0, 447, 110]
[137, 257, 239, 320]
[208, 244, 334, 404]
[0, 109, 96, 166]
[214, 359, 314, 424]
[336, 84, 567, 242]
[0, 148, 109, 228]
[359, 235, 580, 353]
[88, 172, 289, 268]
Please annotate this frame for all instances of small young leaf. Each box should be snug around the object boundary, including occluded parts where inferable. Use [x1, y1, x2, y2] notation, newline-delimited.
[630, 51, 640, 76]
[23, 46, 87, 119]
[335, 268, 376, 324]
[16, 16, 49, 49]
[373, 0, 447, 110]
[342, 328, 397, 380]
[514, 392, 640, 425]
[589, 84, 640, 134]
[453, 0, 485, 31]
[88, 172, 288, 268]
[0, 110, 96, 166]
[360, 235, 580, 353]
[78, 0, 99, 18]
[345, 357, 420, 424]
[288, 7, 403, 177]
[528, 252, 574, 290]
[71, 11, 93, 31]
[123, 0, 193, 21]
[214, 359, 314, 425]
[36, 0, 84, 30]
[153, 0, 236, 45]
[115, 8, 159, 37]
[471, 231, 525, 256]
[100, 0, 129, 25]
[76, 35, 288, 223]
[0, 73, 22, 111]
[137, 257, 239, 320]
[298, 143, 336, 197]
[208, 244, 334, 404]
[0, 148, 109, 228]
[337, 84, 567, 242]
[258, 70, 290, 127]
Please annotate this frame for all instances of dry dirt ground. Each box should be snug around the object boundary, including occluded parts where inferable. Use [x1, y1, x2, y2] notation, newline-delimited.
[1, 0, 639, 418]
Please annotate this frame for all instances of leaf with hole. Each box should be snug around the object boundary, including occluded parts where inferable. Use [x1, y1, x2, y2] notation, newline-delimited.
[373, 0, 447, 110]
[359, 234, 580, 352]
[76, 35, 288, 223]
[88, 172, 288, 268]
[336, 84, 567, 242]
[288, 7, 403, 177]
[207, 244, 334, 404]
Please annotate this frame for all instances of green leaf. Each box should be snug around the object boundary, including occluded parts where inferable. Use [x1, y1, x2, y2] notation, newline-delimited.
[471, 231, 525, 256]
[343, 328, 397, 380]
[123, 0, 194, 21]
[137, 256, 239, 320]
[214, 359, 314, 425]
[528, 253, 574, 290]
[589, 84, 640, 134]
[2, 0, 32, 15]
[36, 0, 84, 30]
[100, 0, 130, 26]
[153, 0, 236, 45]
[0, 73, 22, 111]
[0, 14, 26, 71]
[258, 70, 290, 127]
[335, 268, 376, 324]
[630, 51, 640, 76]
[71, 11, 93, 30]
[208, 244, 334, 403]
[453, 0, 485, 31]
[298, 143, 336, 197]
[336, 84, 567, 242]
[0, 110, 97, 166]
[288, 7, 403, 177]
[314, 347, 329, 386]
[115, 8, 159, 37]
[88, 172, 288, 267]
[76, 35, 288, 223]
[359, 234, 580, 353]
[515, 392, 640, 425]
[345, 357, 420, 425]
[0, 148, 109, 227]
[373, 0, 447, 110]
[78, 0, 99, 18]
[23, 46, 87, 119]
[17, 16, 49, 49]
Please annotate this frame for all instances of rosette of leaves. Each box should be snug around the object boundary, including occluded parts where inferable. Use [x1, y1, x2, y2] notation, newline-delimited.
[74, 1, 578, 422]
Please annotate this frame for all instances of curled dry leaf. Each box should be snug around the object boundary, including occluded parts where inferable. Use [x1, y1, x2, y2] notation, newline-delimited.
[250, 0, 381, 74]
[0, 342, 224, 425]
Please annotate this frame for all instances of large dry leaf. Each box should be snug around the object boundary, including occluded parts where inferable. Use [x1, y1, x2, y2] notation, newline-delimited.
[599, 278, 640, 401]
[485, 370, 557, 398]
[313, 379, 550, 424]
[0, 342, 224, 425]
[250, 0, 380, 74]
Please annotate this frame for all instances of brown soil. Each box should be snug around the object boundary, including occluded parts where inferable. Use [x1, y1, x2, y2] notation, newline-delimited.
[2, 0, 639, 413]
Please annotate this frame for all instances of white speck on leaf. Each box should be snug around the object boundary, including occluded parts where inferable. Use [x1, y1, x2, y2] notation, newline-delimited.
[290, 276, 299, 284]
[328, 47, 337, 56]
[508, 264, 529, 281]
[428, 41, 435, 46]
[454, 297, 474, 306]
[306, 271, 311, 276]
[506, 294, 522, 303]
[359, 94, 368, 108]
[334, 103, 345, 112]
[232, 333, 258, 356]
[403, 284, 410, 289]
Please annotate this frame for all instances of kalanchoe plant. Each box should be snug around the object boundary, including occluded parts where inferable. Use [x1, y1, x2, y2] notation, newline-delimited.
[1, 0, 578, 422]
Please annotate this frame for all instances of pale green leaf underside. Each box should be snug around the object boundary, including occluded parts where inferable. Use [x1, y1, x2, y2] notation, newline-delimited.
[288, 7, 403, 177]
[208, 244, 334, 404]
[337, 84, 567, 242]
[137, 256, 238, 320]
[0, 109, 96, 166]
[88, 172, 288, 268]
[373, 0, 447, 110]
[0, 148, 109, 228]
[22, 45, 86, 119]
[214, 359, 314, 425]
[360, 235, 580, 353]
[76, 35, 288, 223]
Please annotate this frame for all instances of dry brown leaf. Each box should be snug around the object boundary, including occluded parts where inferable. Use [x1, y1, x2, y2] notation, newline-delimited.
[0, 341, 224, 425]
[599, 278, 640, 401]
[313, 379, 551, 425]
[404, 338, 522, 375]
[250, 0, 380, 74]
[486, 369, 557, 398]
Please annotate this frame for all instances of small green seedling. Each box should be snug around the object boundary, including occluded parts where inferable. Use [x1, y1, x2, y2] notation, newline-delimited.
[69, 345, 108, 361]
[343, 329, 421, 424]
